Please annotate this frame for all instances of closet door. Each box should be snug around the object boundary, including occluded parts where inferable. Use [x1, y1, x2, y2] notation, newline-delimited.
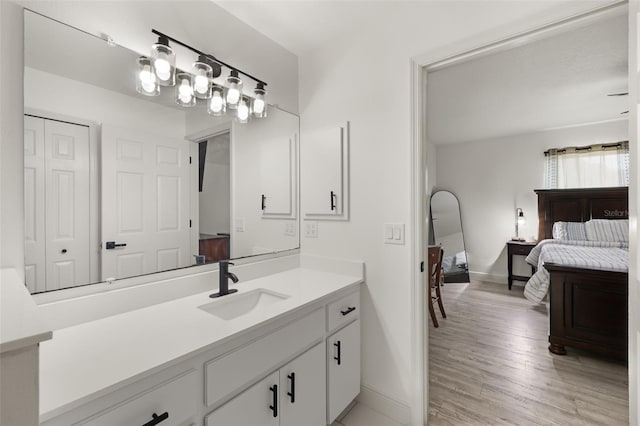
[44, 119, 91, 290]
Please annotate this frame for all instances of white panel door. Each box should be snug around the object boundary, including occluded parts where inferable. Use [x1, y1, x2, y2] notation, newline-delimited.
[101, 125, 190, 281]
[327, 319, 360, 423]
[260, 134, 294, 216]
[280, 343, 325, 426]
[205, 371, 279, 426]
[23, 116, 46, 293]
[44, 119, 91, 291]
[303, 126, 344, 216]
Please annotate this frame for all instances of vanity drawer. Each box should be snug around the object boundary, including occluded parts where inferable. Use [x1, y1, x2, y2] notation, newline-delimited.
[327, 290, 360, 333]
[76, 369, 198, 426]
[205, 308, 324, 408]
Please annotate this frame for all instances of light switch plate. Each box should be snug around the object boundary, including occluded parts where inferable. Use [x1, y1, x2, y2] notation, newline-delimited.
[285, 222, 296, 236]
[235, 217, 245, 232]
[384, 223, 405, 245]
[305, 221, 318, 238]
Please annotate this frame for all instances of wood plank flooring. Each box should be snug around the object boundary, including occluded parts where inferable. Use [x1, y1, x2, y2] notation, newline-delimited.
[428, 281, 629, 425]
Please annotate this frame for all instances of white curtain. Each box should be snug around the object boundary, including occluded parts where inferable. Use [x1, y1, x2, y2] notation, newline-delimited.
[545, 142, 629, 188]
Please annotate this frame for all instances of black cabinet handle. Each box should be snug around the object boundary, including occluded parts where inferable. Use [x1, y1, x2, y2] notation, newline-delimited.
[330, 191, 337, 211]
[334, 341, 341, 365]
[61, 249, 67, 254]
[142, 412, 169, 426]
[105, 241, 127, 250]
[287, 372, 296, 403]
[261, 194, 267, 211]
[340, 306, 356, 316]
[269, 384, 278, 417]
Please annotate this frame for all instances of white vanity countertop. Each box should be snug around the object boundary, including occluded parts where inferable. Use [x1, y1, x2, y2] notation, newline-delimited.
[39, 266, 362, 420]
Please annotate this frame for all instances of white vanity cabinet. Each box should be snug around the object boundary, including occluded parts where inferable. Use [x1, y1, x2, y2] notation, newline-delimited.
[205, 343, 325, 426]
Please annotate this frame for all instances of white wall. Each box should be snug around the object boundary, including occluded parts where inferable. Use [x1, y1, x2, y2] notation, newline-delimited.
[297, 0, 619, 415]
[435, 119, 627, 283]
[25, 68, 187, 138]
[200, 133, 231, 235]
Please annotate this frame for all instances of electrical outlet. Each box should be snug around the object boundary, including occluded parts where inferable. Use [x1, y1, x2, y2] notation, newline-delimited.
[235, 217, 245, 232]
[305, 221, 318, 238]
[285, 222, 296, 236]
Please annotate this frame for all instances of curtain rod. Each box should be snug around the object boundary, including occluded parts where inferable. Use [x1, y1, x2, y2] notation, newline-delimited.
[544, 141, 628, 156]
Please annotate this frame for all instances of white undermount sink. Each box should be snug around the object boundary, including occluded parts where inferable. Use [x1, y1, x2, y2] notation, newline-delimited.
[198, 288, 290, 320]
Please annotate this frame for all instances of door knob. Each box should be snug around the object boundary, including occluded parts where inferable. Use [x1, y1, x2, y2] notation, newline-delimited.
[105, 241, 127, 250]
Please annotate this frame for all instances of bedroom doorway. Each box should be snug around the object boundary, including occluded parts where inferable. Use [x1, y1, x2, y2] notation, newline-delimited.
[411, 1, 636, 424]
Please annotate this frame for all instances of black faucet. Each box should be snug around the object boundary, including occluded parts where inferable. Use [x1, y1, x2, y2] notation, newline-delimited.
[210, 261, 239, 298]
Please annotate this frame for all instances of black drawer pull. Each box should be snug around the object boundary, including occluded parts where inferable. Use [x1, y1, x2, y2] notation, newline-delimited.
[269, 384, 278, 417]
[334, 341, 341, 365]
[340, 306, 356, 316]
[330, 191, 337, 211]
[142, 412, 168, 426]
[287, 372, 296, 403]
[261, 194, 267, 211]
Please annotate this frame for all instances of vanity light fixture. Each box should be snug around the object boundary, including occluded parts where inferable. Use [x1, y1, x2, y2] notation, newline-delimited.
[514, 207, 526, 241]
[252, 83, 267, 118]
[176, 72, 196, 107]
[237, 96, 251, 123]
[208, 85, 227, 116]
[150, 35, 176, 86]
[225, 70, 243, 109]
[193, 55, 213, 99]
[136, 56, 159, 96]
[137, 29, 268, 123]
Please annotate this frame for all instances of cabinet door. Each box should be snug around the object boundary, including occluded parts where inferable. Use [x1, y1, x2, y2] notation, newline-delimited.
[280, 343, 325, 426]
[205, 372, 279, 426]
[327, 319, 360, 423]
[303, 124, 349, 218]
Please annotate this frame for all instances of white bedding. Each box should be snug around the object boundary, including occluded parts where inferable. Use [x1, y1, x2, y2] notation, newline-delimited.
[522, 239, 628, 304]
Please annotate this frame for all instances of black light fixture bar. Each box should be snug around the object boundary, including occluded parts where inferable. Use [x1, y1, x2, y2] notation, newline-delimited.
[151, 29, 267, 87]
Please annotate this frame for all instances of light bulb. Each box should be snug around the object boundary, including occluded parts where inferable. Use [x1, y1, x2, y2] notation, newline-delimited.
[238, 98, 249, 122]
[139, 66, 156, 93]
[210, 94, 223, 112]
[253, 98, 265, 114]
[178, 79, 193, 103]
[227, 86, 240, 105]
[194, 74, 209, 94]
[136, 57, 159, 96]
[155, 57, 171, 80]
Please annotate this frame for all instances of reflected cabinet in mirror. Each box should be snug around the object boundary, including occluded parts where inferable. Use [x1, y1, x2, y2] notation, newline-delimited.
[430, 190, 469, 283]
[23, 11, 299, 294]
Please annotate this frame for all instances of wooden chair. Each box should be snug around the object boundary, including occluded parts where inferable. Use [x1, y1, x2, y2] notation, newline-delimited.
[427, 245, 446, 327]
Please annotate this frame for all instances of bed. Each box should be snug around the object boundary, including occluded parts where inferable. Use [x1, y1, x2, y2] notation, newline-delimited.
[441, 250, 468, 283]
[528, 187, 629, 360]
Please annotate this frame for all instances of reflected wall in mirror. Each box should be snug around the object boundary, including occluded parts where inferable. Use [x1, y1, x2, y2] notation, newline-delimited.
[23, 10, 299, 294]
[430, 190, 470, 283]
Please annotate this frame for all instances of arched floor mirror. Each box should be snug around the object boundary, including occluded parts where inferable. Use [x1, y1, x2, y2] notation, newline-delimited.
[430, 190, 470, 283]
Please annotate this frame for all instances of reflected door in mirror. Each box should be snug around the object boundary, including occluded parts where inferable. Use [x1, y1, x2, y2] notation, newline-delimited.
[24, 116, 92, 293]
[430, 190, 469, 283]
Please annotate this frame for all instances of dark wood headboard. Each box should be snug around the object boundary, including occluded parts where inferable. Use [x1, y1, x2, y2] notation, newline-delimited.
[535, 187, 628, 240]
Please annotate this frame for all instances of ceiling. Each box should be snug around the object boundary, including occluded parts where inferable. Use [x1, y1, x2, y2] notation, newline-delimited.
[425, 12, 627, 145]
[216, 1, 628, 146]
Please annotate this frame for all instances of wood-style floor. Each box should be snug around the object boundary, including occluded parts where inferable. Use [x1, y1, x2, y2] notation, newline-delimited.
[428, 281, 629, 425]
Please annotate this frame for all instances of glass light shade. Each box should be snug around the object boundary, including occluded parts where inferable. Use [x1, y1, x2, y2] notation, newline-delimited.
[175, 72, 196, 107]
[252, 83, 267, 118]
[207, 86, 226, 116]
[151, 38, 176, 86]
[516, 209, 526, 225]
[237, 97, 250, 123]
[193, 57, 213, 99]
[136, 57, 159, 96]
[225, 70, 243, 109]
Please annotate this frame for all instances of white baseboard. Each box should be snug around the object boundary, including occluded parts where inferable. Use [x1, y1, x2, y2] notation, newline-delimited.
[356, 384, 411, 425]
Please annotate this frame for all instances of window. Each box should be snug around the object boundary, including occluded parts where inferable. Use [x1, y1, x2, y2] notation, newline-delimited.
[544, 142, 629, 188]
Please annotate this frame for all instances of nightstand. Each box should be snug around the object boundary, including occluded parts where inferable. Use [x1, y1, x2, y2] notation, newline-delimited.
[506, 240, 536, 290]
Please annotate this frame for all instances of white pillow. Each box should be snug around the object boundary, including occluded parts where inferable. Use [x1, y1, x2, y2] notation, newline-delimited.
[584, 219, 629, 242]
[552, 222, 587, 241]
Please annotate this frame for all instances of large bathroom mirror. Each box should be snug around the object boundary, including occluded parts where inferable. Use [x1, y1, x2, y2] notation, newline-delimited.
[23, 10, 299, 294]
[430, 190, 470, 283]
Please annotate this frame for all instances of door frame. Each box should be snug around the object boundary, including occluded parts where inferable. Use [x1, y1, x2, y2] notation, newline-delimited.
[24, 108, 101, 286]
[408, 1, 630, 424]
